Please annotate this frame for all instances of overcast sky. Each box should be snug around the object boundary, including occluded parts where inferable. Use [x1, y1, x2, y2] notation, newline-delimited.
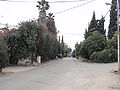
[0, 0, 111, 49]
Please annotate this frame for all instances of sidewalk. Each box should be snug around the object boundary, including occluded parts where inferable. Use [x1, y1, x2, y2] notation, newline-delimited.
[0, 66, 36, 76]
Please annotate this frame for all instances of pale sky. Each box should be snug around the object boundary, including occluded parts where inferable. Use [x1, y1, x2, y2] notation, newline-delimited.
[0, 0, 111, 49]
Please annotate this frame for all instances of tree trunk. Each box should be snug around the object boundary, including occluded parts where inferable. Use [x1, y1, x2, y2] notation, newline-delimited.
[0, 68, 2, 72]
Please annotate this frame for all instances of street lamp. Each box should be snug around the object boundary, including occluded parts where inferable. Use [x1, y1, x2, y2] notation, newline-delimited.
[105, 1, 120, 73]
[105, 2, 112, 6]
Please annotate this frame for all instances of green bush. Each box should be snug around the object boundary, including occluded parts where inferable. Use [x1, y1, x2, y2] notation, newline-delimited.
[90, 52, 100, 62]
[79, 31, 107, 59]
[0, 37, 8, 72]
[107, 35, 117, 49]
[90, 49, 117, 63]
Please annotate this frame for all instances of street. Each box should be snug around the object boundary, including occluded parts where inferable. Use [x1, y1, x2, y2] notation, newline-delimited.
[0, 58, 119, 90]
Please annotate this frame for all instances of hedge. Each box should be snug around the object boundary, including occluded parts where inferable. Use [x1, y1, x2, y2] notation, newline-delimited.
[90, 49, 117, 63]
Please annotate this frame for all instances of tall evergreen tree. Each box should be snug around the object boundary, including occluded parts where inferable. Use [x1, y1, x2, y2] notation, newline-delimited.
[88, 12, 97, 32]
[61, 35, 64, 56]
[85, 12, 98, 39]
[97, 16, 106, 35]
[58, 36, 61, 54]
[58, 36, 60, 43]
[108, 0, 117, 39]
[84, 29, 89, 39]
[84, 12, 106, 39]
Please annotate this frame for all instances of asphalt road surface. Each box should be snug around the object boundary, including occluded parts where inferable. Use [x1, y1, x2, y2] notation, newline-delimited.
[0, 58, 119, 90]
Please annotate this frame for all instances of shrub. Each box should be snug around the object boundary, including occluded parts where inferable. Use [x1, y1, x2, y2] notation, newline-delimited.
[0, 37, 8, 72]
[107, 35, 117, 49]
[97, 49, 117, 63]
[79, 31, 107, 59]
[90, 49, 117, 63]
[90, 52, 100, 62]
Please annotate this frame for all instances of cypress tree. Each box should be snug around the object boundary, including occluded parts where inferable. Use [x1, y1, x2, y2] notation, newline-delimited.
[88, 12, 97, 32]
[85, 12, 98, 39]
[84, 29, 88, 39]
[108, 0, 117, 39]
[61, 35, 64, 56]
[97, 16, 106, 35]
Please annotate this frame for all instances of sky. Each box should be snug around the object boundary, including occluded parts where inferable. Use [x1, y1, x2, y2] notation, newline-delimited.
[0, 0, 111, 49]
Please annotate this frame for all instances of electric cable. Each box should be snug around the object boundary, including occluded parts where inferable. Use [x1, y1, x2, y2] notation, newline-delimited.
[54, 0, 95, 15]
[0, 0, 88, 3]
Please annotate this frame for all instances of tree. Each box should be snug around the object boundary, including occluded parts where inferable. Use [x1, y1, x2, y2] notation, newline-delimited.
[97, 16, 106, 35]
[37, 0, 50, 27]
[63, 44, 72, 57]
[0, 37, 8, 72]
[85, 12, 98, 39]
[5, 29, 27, 64]
[6, 34, 26, 64]
[46, 13, 57, 35]
[36, 0, 50, 11]
[61, 35, 64, 56]
[90, 49, 117, 63]
[84, 29, 89, 39]
[79, 31, 107, 59]
[88, 12, 97, 32]
[41, 33, 59, 61]
[107, 35, 117, 49]
[58, 36, 61, 54]
[18, 22, 42, 63]
[72, 50, 76, 57]
[6, 21, 42, 64]
[74, 42, 82, 58]
[85, 12, 106, 39]
[108, 0, 117, 39]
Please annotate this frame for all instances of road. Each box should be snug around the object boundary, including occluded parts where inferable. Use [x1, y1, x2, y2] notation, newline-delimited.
[0, 58, 120, 90]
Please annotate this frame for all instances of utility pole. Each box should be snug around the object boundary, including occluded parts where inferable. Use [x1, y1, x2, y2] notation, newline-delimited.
[117, 0, 120, 73]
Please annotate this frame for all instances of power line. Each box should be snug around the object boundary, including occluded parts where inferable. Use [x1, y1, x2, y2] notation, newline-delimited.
[103, 9, 110, 18]
[54, 0, 95, 15]
[0, 23, 18, 28]
[0, 0, 88, 3]
[0, 0, 35, 3]
[49, 0, 88, 3]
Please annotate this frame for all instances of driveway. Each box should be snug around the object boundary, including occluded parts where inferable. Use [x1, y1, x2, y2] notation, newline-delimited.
[0, 58, 119, 90]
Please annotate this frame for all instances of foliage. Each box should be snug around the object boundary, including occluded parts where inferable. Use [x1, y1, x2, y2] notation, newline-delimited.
[97, 16, 106, 35]
[108, 0, 117, 39]
[47, 16, 57, 35]
[88, 12, 97, 32]
[47, 13, 55, 19]
[36, 0, 50, 11]
[0, 1, 63, 67]
[90, 52, 101, 62]
[90, 49, 117, 63]
[6, 35, 25, 64]
[6, 20, 61, 64]
[74, 42, 82, 58]
[107, 35, 117, 49]
[85, 12, 106, 39]
[61, 35, 64, 56]
[0, 37, 8, 72]
[6, 22, 42, 64]
[84, 29, 89, 39]
[79, 31, 107, 59]
[42, 33, 59, 60]
[85, 12, 97, 39]
[72, 50, 76, 57]
[63, 44, 72, 57]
